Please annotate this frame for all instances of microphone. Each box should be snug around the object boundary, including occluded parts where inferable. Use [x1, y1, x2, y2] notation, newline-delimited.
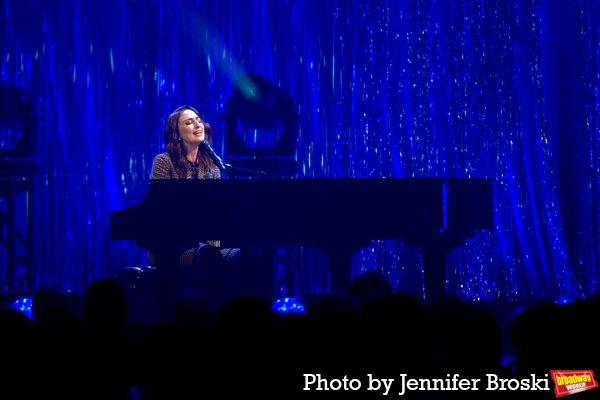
[201, 141, 231, 171]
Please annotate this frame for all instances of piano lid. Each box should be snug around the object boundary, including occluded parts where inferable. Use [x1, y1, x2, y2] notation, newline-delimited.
[110, 178, 493, 250]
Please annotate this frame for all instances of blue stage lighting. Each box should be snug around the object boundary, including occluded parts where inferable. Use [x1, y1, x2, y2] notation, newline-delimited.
[554, 298, 577, 305]
[271, 297, 305, 314]
[10, 297, 33, 319]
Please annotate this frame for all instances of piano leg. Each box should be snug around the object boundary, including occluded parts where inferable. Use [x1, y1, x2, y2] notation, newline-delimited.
[327, 253, 353, 292]
[259, 248, 276, 303]
[419, 250, 450, 302]
[406, 232, 466, 302]
[321, 242, 370, 292]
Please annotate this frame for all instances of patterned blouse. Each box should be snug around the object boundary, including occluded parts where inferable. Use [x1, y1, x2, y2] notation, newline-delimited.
[151, 152, 221, 180]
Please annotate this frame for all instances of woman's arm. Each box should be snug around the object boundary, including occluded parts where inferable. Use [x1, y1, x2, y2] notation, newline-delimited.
[151, 153, 172, 179]
[205, 164, 221, 179]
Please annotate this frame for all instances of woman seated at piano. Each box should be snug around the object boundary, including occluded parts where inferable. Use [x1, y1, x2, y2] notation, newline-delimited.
[148, 105, 256, 306]
[150, 105, 220, 180]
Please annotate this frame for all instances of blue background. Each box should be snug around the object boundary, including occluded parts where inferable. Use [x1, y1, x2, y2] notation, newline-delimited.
[1, 0, 598, 301]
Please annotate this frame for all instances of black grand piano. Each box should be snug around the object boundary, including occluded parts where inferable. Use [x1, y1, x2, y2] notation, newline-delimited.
[110, 178, 493, 318]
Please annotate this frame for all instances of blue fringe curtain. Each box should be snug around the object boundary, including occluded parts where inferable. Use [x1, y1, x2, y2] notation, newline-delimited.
[1, 0, 598, 300]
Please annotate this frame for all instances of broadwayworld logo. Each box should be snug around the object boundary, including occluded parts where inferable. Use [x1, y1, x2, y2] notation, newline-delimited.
[551, 370, 599, 398]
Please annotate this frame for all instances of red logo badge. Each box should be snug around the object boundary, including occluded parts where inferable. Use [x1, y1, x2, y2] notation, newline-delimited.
[550, 370, 598, 397]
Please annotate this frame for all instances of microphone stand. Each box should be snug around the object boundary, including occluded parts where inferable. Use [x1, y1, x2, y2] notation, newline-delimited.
[220, 163, 285, 179]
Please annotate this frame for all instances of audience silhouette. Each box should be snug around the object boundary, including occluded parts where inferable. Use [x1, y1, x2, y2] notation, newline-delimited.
[1, 272, 598, 399]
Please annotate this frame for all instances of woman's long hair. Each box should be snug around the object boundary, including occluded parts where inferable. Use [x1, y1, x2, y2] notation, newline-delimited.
[163, 105, 217, 178]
